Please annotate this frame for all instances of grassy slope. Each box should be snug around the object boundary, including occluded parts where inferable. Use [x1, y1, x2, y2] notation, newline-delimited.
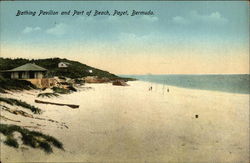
[0, 57, 133, 80]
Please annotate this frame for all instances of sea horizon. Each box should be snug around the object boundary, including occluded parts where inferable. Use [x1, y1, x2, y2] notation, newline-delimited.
[120, 74, 250, 94]
[119, 73, 250, 75]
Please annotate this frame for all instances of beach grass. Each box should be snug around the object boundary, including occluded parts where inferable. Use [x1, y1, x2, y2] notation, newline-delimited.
[52, 87, 70, 94]
[0, 97, 41, 114]
[4, 136, 19, 148]
[74, 78, 85, 85]
[37, 92, 59, 98]
[0, 78, 36, 92]
[0, 124, 63, 153]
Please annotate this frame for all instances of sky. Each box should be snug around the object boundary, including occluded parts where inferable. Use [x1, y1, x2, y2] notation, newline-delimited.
[0, 1, 249, 74]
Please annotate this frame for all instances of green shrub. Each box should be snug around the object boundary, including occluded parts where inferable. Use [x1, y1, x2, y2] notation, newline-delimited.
[52, 87, 70, 94]
[4, 136, 19, 148]
[74, 79, 85, 85]
[0, 124, 63, 154]
[67, 85, 77, 92]
[39, 141, 53, 153]
[58, 76, 66, 80]
[0, 78, 36, 91]
[37, 92, 59, 98]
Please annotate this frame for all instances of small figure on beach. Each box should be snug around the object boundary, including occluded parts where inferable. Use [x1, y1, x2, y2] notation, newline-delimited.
[167, 88, 169, 92]
[149, 86, 152, 91]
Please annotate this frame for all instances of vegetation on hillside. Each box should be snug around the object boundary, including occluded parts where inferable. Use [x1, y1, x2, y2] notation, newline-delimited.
[0, 124, 63, 153]
[0, 57, 134, 80]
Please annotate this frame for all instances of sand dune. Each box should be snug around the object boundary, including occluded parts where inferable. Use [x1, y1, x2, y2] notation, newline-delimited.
[1, 81, 249, 163]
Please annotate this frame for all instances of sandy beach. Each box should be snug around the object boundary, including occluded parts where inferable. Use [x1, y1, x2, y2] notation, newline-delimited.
[0, 81, 249, 163]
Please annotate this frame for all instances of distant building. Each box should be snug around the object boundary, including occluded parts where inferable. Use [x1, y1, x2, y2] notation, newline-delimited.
[58, 62, 70, 68]
[5, 63, 47, 79]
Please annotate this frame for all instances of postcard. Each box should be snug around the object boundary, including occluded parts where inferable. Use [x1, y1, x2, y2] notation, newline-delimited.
[0, 1, 249, 163]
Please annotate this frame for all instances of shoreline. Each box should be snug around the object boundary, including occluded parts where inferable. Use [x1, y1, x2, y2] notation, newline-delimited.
[121, 74, 250, 95]
[0, 80, 249, 162]
[134, 80, 250, 96]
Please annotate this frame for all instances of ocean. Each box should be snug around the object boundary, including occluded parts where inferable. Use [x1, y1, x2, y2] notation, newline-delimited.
[121, 74, 250, 94]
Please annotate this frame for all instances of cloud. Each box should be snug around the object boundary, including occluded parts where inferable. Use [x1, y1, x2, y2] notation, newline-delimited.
[173, 10, 228, 25]
[107, 16, 120, 22]
[190, 10, 228, 24]
[46, 23, 67, 36]
[77, 16, 94, 22]
[141, 15, 159, 22]
[172, 16, 189, 25]
[22, 26, 41, 34]
[117, 32, 166, 49]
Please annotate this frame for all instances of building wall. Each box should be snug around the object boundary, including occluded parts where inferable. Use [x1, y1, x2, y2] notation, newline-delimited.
[35, 72, 44, 79]
[11, 71, 44, 79]
[22, 72, 29, 79]
[58, 63, 68, 68]
[11, 72, 19, 79]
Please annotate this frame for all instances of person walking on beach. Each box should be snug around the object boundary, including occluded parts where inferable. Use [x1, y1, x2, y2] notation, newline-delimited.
[149, 86, 152, 91]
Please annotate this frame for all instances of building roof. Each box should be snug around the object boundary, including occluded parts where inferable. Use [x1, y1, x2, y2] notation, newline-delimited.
[59, 62, 70, 65]
[7, 63, 47, 72]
